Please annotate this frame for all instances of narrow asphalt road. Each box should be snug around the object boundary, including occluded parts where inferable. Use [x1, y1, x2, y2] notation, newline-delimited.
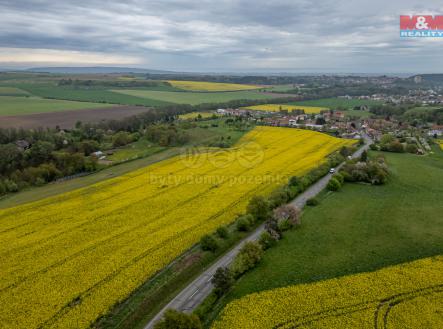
[144, 135, 371, 329]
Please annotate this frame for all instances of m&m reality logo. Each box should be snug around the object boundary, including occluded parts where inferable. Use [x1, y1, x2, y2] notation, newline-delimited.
[400, 15, 443, 37]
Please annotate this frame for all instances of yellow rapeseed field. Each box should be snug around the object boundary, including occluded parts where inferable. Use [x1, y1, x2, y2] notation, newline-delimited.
[167, 80, 260, 91]
[242, 104, 327, 114]
[213, 255, 443, 329]
[0, 127, 352, 328]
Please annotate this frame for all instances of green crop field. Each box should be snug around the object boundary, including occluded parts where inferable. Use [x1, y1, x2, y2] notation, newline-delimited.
[0, 96, 115, 116]
[291, 97, 382, 109]
[405, 106, 440, 115]
[0, 87, 29, 96]
[207, 150, 443, 325]
[15, 85, 173, 107]
[112, 89, 276, 105]
[264, 85, 297, 92]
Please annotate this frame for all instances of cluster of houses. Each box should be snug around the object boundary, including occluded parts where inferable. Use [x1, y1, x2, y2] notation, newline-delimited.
[362, 118, 443, 145]
[216, 107, 361, 139]
[216, 104, 442, 142]
[339, 91, 443, 106]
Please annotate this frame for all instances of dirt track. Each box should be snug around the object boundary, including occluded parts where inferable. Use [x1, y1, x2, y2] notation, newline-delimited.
[0, 106, 152, 129]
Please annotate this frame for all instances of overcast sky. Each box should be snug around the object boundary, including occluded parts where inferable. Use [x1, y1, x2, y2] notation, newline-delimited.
[0, 0, 443, 73]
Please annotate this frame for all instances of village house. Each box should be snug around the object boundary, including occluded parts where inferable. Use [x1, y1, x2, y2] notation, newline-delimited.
[321, 111, 344, 122]
[333, 111, 345, 119]
[428, 125, 443, 137]
[263, 117, 290, 127]
[294, 114, 308, 122]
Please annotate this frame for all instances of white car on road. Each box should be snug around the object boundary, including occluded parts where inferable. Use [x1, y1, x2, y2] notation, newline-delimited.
[329, 168, 336, 174]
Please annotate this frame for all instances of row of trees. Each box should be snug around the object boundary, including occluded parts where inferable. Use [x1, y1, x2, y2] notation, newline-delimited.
[155, 198, 302, 329]
[0, 140, 98, 194]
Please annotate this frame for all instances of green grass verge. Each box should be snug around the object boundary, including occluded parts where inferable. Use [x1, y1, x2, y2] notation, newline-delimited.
[111, 90, 277, 105]
[204, 150, 443, 325]
[0, 96, 115, 116]
[107, 140, 166, 162]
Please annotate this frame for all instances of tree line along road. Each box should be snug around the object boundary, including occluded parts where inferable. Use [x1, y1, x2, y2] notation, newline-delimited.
[144, 134, 371, 329]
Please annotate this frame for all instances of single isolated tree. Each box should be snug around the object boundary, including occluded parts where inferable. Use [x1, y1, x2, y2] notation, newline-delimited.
[273, 204, 301, 226]
[230, 242, 264, 277]
[211, 267, 234, 297]
[200, 234, 219, 252]
[247, 196, 270, 221]
[216, 226, 229, 239]
[327, 177, 341, 191]
[265, 217, 282, 240]
[360, 150, 368, 162]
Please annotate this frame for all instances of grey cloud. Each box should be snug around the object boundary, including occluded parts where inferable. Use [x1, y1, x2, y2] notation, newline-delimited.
[0, 0, 443, 72]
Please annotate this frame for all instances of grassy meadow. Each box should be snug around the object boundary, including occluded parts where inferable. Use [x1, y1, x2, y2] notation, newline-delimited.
[207, 150, 443, 325]
[107, 140, 166, 163]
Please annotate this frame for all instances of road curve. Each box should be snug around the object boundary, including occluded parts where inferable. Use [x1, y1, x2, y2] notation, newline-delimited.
[144, 135, 371, 329]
